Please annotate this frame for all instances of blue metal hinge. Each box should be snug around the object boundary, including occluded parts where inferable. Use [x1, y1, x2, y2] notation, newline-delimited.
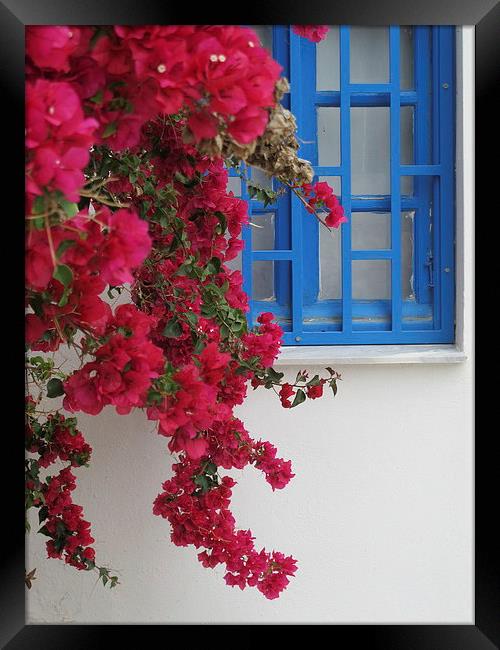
[424, 251, 435, 288]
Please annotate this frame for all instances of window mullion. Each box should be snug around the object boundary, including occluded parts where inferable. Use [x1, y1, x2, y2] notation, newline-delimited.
[289, 29, 305, 341]
[390, 26, 402, 333]
[340, 26, 352, 335]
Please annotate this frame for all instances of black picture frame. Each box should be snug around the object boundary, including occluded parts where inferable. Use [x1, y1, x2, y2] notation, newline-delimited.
[4, 0, 493, 645]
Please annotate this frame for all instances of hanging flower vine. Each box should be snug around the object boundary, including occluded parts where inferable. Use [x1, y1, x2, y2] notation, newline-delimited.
[25, 24, 345, 600]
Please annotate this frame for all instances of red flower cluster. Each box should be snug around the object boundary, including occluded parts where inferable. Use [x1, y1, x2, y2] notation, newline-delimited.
[41, 467, 96, 570]
[26, 412, 92, 469]
[242, 312, 283, 368]
[26, 25, 281, 157]
[25, 207, 151, 352]
[153, 458, 297, 599]
[292, 25, 330, 43]
[302, 181, 348, 228]
[26, 25, 342, 598]
[26, 79, 98, 201]
[63, 305, 163, 415]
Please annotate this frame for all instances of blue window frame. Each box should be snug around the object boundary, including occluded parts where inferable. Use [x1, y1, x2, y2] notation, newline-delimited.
[229, 26, 455, 345]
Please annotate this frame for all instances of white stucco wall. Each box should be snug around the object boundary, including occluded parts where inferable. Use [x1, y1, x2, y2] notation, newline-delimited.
[26, 27, 474, 625]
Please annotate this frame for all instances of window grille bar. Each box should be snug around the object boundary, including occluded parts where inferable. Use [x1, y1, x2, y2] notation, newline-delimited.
[412, 26, 433, 308]
[438, 27, 455, 340]
[290, 29, 305, 337]
[315, 91, 419, 107]
[351, 250, 393, 260]
[272, 26, 294, 313]
[431, 27, 442, 329]
[340, 26, 353, 334]
[252, 250, 294, 261]
[390, 26, 403, 333]
[400, 164, 443, 175]
[240, 166, 254, 327]
[299, 37, 320, 307]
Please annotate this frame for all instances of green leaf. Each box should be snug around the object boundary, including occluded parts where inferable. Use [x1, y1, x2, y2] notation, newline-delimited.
[90, 27, 108, 49]
[184, 311, 198, 327]
[89, 89, 104, 105]
[204, 462, 217, 476]
[32, 196, 46, 215]
[162, 318, 183, 339]
[56, 239, 76, 259]
[267, 368, 284, 383]
[220, 324, 230, 340]
[194, 475, 209, 493]
[200, 303, 216, 318]
[291, 389, 306, 408]
[205, 256, 222, 275]
[46, 378, 64, 399]
[102, 122, 117, 138]
[53, 264, 73, 288]
[57, 287, 71, 307]
[59, 200, 79, 217]
[330, 380, 338, 396]
[38, 505, 49, 524]
[192, 338, 206, 355]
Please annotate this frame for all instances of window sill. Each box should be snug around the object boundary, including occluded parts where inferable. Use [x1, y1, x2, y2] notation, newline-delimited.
[273, 344, 467, 366]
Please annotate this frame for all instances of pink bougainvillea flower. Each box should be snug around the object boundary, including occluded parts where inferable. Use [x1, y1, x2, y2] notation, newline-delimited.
[292, 25, 330, 43]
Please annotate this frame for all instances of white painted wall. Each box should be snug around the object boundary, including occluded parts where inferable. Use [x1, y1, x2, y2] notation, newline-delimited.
[26, 27, 474, 624]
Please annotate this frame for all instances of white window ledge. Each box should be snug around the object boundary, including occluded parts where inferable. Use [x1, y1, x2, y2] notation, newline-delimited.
[274, 344, 467, 366]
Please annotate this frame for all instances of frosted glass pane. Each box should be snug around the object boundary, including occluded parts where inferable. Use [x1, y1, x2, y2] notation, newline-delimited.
[317, 107, 340, 166]
[401, 176, 414, 196]
[319, 218, 342, 299]
[253, 261, 274, 300]
[250, 26, 272, 52]
[350, 27, 389, 84]
[250, 166, 273, 190]
[316, 26, 340, 90]
[351, 107, 389, 195]
[401, 210, 415, 300]
[400, 26, 414, 89]
[251, 213, 275, 250]
[226, 176, 241, 196]
[352, 260, 391, 299]
[225, 250, 242, 273]
[352, 212, 391, 250]
[401, 106, 414, 165]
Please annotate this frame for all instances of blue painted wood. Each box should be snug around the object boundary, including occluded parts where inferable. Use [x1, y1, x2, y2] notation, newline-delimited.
[272, 26, 293, 310]
[315, 91, 419, 106]
[390, 26, 402, 333]
[339, 26, 352, 335]
[290, 28, 305, 338]
[240, 25, 455, 345]
[240, 164, 253, 328]
[436, 26, 456, 340]
[351, 250, 392, 260]
[412, 26, 433, 309]
[298, 36, 320, 306]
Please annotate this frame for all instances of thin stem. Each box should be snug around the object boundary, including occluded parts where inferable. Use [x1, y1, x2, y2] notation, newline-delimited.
[285, 182, 332, 232]
[79, 190, 130, 209]
[44, 216, 57, 268]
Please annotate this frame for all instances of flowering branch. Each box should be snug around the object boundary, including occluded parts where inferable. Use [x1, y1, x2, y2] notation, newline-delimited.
[25, 24, 345, 600]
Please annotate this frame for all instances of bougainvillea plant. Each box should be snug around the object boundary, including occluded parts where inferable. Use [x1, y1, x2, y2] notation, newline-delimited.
[25, 24, 346, 600]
